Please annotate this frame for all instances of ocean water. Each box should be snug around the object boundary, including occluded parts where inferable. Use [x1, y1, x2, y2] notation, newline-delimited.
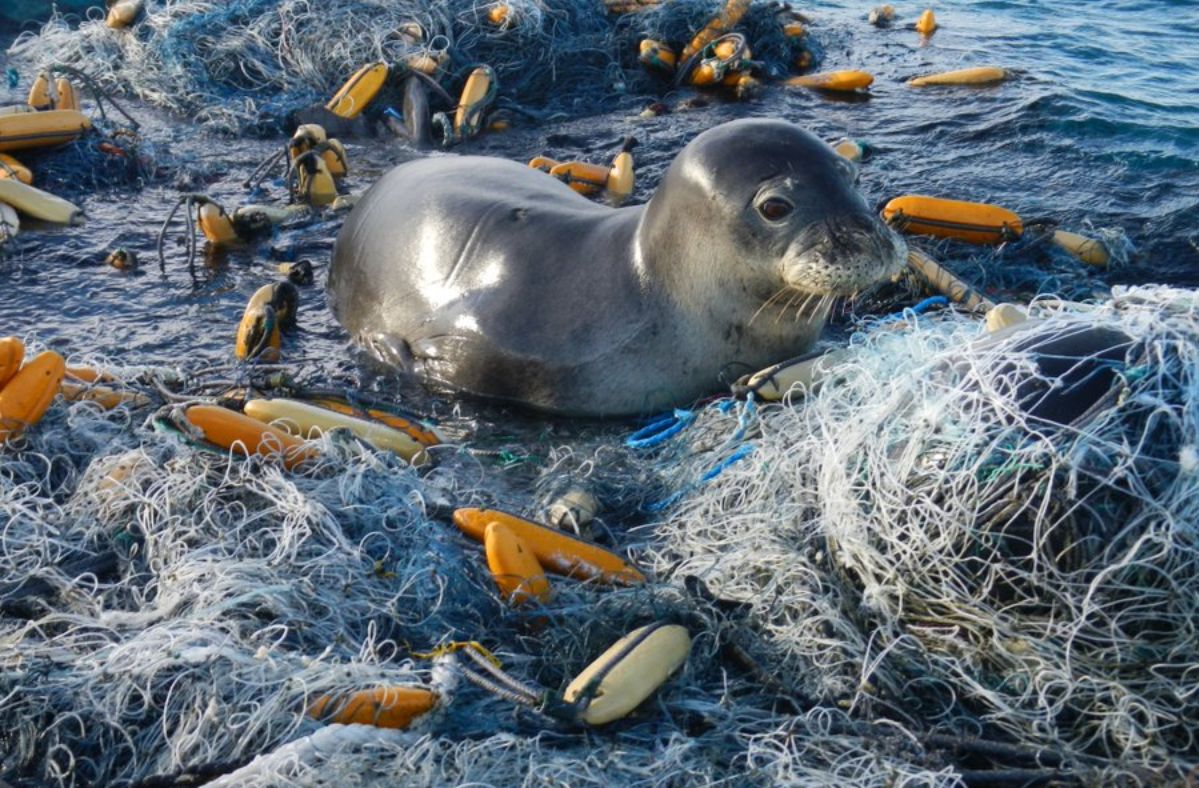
[1, 0, 1197, 368]
[2, 1, 1199, 784]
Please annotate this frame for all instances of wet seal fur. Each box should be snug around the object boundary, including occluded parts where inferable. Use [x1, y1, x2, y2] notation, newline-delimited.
[329, 118, 907, 416]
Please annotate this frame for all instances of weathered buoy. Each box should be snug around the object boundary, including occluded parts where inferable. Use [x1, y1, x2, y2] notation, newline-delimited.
[485, 521, 551, 605]
[909, 66, 1006, 87]
[308, 687, 438, 729]
[183, 404, 316, 469]
[785, 70, 874, 91]
[883, 194, 1023, 245]
[563, 623, 691, 725]
[453, 508, 645, 585]
[242, 398, 431, 466]
[0, 350, 65, 443]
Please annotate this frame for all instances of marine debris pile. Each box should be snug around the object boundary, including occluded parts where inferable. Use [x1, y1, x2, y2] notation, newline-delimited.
[1, 0, 1196, 785]
[8, 0, 817, 134]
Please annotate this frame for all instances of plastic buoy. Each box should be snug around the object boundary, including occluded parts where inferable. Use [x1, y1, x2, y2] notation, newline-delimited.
[0, 179, 83, 225]
[308, 397, 444, 446]
[196, 201, 238, 245]
[454, 66, 495, 137]
[909, 66, 1006, 87]
[54, 78, 79, 111]
[485, 521, 551, 605]
[868, 5, 895, 27]
[985, 303, 1029, 333]
[831, 138, 866, 163]
[453, 508, 645, 585]
[326, 62, 389, 119]
[906, 249, 995, 313]
[486, 3, 511, 25]
[915, 8, 937, 35]
[61, 382, 150, 410]
[1052, 229, 1110, 268]
[883, 194, 1023, 245]
[183, 404, 316, 469]
[736, 348, 852, 401]
[0, 336, 25, 389]
[0, 109, 91, 153]
[564, 623, 691, 725]
[0, 350, 65, 442]
[639, 39, 677, 74]
[243, 398, 431, 466]
[681, 0, 750, 63]
[27, 72, 52, 111]
[308, 687, 438, 729]
[785, 70, 874, 91]
[106, 0, 146, 29]
[0, 146, 33, 178]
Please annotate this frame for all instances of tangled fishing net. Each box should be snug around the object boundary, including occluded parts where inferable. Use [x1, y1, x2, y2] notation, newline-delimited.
[3, 287, 1196, 786]
[645, 284, 1199, 779]
[7, 0, 810, 135]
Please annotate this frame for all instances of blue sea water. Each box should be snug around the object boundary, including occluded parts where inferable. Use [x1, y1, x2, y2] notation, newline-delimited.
[0, 0, 1197, 371]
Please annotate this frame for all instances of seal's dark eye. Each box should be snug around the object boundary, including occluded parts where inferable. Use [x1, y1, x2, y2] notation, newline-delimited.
[758, 198, 793, 221]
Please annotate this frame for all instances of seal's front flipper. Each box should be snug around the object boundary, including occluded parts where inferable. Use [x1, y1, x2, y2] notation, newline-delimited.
[363, 332, 418, 372]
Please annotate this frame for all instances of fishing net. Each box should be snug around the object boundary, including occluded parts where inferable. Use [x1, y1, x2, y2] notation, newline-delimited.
[644, 284, 1199, 779]
[7, 0, 814, 135]
[4, 287, 1196, 786]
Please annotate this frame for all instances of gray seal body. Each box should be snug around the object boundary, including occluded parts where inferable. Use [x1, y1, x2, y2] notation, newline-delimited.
[328, 119, 907, 416]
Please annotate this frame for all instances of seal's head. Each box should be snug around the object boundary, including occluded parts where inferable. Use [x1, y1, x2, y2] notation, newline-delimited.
[640, 118, 906, 313]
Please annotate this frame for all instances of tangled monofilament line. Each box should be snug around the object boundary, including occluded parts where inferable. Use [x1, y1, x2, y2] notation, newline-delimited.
[647, 284, 1199, 778]
[4, 289, 1198, 786]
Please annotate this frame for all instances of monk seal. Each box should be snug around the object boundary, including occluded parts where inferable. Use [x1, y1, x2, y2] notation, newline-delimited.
[328, 118, 907, 416]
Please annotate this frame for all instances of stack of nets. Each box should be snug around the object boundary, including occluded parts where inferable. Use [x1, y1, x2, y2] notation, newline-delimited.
[7, 0, 809, 135]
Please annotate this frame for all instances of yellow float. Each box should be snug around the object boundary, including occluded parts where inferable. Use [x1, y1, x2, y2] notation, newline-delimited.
[242, 398, 431, 466]
[915, 8, 937, 35]
[308, 687, 438, 729]
[882, 194, 1023, 245]
[0, 350, 65, 443]
[326, 62, 389, 119]
[563, 623, 691, 725]
[0, 109, 92, 153]
[453, 508, 645, 585]
[0, 179, 83, 225]
[0, 153, 34, 185]
[485, 521, 552, 605]
[183, 404, 316, 469]
[0, 336, 24, 388]
[785, 70, 874, 92]
[106, 0, 146, 29]
[909, 66, 1006, 87]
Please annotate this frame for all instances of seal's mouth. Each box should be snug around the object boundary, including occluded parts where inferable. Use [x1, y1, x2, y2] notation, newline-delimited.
[781, 215, 907, 297]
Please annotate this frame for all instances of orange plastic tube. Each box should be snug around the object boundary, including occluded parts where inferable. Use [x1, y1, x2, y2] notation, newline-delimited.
[485, 521, 552, 605]
[454, 508, 645, 585]
[0, 350, 65, 442]
[0, 336, 24, 389]
[883, 194, 1023, 245]
[183, 404, 316, 469]
[308, 687, 438, 729]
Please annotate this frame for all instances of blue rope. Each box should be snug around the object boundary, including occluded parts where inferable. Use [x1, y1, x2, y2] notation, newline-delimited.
[700, 443, 754, 482]
[625, 408, 695, 449]
[881, 295, 949, 324]
[645, 444, 755, 513]
[640, 396, 758, 512]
